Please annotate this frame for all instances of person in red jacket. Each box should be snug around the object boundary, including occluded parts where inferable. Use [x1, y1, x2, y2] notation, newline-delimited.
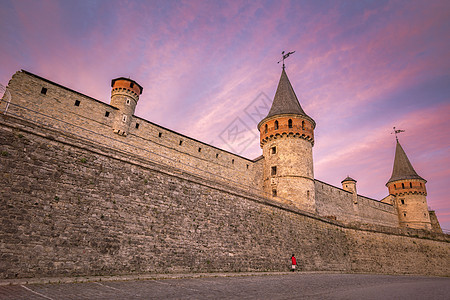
[291, 254, 297, 272]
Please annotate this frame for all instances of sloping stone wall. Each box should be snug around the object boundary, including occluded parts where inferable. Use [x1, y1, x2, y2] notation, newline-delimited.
[1, 115, 449, 279]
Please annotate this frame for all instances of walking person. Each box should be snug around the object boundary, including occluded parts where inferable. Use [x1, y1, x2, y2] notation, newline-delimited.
[291, 254, 296, 272]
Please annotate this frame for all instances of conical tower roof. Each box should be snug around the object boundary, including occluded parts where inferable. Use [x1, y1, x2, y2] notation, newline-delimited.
[259, 68, 314, 128]
[387, 140, 425, 185]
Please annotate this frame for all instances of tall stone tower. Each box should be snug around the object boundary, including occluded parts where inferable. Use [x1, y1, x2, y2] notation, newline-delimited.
[110, 77, 143, 136]
[257, 68, 316, 213]
[386, 139, 432, 230]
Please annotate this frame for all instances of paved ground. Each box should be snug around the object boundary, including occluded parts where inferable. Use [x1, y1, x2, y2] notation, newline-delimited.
[0, 273, 449, 299]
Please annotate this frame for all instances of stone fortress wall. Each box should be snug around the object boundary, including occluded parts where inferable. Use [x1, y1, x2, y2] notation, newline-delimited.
[0, 114, 449, 279]
[315, 180, 399, 227]
[1, 70, 448, 280]
[0, 70, 403, 228]
[1, 71, 264, 195]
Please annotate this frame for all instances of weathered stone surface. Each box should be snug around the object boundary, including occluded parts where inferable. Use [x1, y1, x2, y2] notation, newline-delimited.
[0, 115, 449, 280]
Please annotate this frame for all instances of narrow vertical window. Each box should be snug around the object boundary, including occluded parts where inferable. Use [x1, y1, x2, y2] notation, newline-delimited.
[74, 100, 80, 106]
[122, 115, 127, 122]
[265, 124, 268, 133]
[135, 123, 140, 129]
[409, 182, 412, 188]
[246, 164, 249, 169]
[158, 132, 162, 137]
[40, 87, 47, 95]
[232, 159, 235, 164]
[302, 121, 305, 130]
[288, 119, 293, 128]
[126, 99, 131, 105]
[105, 111, 110, 117]
[272, 189, 277, 197]
[198, 147, 202, 152]
[179, 140, 183, 146]
[130, 82, 134, 88]
[402, 183, 405, 189]
[394, 184, 396, 189]
[271, 166, 277, 175]
[401, 199, 405, 204]
[271, 147, 276, 154]
[216, 153, 219, 158]
[274, 120, 279, 130]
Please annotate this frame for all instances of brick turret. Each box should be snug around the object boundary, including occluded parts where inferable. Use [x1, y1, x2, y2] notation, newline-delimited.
[386, 139, 431, 230]
[110, 77, 143, 136]
[257, 68, 316, 213]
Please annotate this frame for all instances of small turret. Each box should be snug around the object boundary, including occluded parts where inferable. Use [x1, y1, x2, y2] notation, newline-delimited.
[110, 77, 143, 136]
[258, 68, 316, 213]
[341, 176, 357, 204]
[386, 139, 431, 230]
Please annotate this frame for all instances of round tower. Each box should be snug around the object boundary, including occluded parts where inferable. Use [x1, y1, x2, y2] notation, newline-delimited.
[258, 68, 316, 213]
[386, 139, 431, 230]
[341, 176, 358, 204]
[110, 77, 143, 136]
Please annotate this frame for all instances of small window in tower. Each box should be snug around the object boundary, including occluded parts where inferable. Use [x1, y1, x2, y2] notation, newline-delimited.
[420, 183, 422, 187]
[246, 164, 249, 169]
[105, 111, 110, 117]
[409, 182, 412, 188]
[216, 153, 219, 158]
[274, 120, 279, 130]
[307, 190, 310, 199]
[232, 159, 235, 164]
[401, 199, 405, 204]
[403, 213, 406, 217]
[40, 87, 47, 95]
[126, 99, 131, 105]
[135, 123, 140, 129]
[402, 183, 405, 189]
[288, 119, 293, 128]
[179, 140, 183, 146]
[394, 184, 397, 189]
[74, 100, 80, 106]
[424, 213, 427, 217]
[271, 146, 276, 154]
[130, 82, 134, 88]
[265, 124, 268, 133]
[122, 115, 127, 122]
[302, 121, 305, 130]
[271, 166, 277, 175]
[272, 189, 277, 197]
[198, 147, 202, 152]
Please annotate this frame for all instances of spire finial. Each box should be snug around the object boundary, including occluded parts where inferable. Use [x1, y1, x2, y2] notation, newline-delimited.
[391, 126, 405, 141]
[277, 50, 296, 69]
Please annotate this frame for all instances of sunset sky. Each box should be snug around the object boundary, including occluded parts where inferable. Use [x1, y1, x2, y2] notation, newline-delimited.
[1, 0, 449, 230]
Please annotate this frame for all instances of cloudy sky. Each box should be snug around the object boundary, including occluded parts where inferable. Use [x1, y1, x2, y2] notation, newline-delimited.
[1, 0, 449, 230]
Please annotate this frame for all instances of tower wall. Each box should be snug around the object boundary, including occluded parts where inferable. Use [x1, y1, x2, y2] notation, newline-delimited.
[260, 115, 315, 212]
[387, 179, 431, 230]
[110, 78, 142, 136]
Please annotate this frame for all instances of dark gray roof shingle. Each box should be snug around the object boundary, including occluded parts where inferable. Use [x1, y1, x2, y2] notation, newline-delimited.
[387, 140, 425, 184]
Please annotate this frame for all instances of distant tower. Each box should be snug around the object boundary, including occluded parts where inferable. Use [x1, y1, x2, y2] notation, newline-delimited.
[342, 176, 358, 204]
[257, 68, 316, 213]
[386, 139, 431, 230]
[110, 77, 143, 136]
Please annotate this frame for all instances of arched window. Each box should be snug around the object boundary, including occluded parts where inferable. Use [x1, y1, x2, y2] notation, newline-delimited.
[288, 119, 293, 128]
[302, 121, 305, 130]
[402, 183, 405, 189]
[394, 184, 396, 189]
[274, 120, 279, 130]
[265, 124, 268, 133]
[409, 182, 412, 188]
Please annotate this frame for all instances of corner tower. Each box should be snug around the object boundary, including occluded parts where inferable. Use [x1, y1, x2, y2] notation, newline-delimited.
[386, 139, 431, 230]
[257, 68, 316, 212]
[110, 77, 143, 136]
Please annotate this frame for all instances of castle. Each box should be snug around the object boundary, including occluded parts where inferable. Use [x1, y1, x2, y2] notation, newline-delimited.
[0, 67, 448, 279]
[2, 68, 441, 232]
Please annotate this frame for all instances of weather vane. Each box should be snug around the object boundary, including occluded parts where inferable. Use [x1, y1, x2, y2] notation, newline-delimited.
[391, 126, 405, 141]
[277, 50, 295, 69]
